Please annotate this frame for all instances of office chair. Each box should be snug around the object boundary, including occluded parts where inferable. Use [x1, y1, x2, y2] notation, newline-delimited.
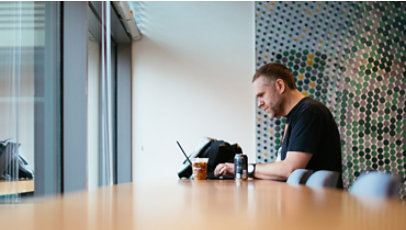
[286, 169, 313, 185]
[306, 170, 340, 188]
[349, 171, 401, 198]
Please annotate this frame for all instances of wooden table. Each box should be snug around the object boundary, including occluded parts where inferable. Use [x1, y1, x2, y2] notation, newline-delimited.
[0, 179, 405, 230]
[0, 180, 34, 196]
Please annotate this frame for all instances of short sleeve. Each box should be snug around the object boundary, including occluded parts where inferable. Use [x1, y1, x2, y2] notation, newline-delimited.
[287, 109, 326, 155]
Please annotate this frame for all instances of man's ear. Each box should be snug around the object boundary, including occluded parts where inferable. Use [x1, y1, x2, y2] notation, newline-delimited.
[275, 79, 286, 94]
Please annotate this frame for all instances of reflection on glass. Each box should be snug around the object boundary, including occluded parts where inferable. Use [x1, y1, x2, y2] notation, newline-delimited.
[0, 1, 61, 201]
[88, 1, 117, 188]
[0, 1, 36, 201]
[100, 1, 113, 186]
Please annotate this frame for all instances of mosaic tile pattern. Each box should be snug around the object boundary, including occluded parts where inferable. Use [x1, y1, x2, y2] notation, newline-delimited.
[255, 2, 406, 197]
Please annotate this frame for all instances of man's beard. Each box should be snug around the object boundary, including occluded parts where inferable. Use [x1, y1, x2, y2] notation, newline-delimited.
[268, 99, 283, 118]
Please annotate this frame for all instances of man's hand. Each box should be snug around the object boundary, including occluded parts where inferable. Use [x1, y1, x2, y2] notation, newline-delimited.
[214, 163, 235, 177]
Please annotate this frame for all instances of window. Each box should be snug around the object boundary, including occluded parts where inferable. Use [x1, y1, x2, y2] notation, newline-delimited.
[0, 2, 61, 201]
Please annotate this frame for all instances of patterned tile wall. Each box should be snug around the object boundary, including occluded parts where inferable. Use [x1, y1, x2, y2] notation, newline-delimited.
[255, 1, 405, 196]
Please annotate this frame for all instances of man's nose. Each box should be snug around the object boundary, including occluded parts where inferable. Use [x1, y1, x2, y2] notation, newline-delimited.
[258, 100, 264, 107]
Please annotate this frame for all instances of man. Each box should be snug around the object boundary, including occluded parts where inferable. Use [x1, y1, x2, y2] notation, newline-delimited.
[214, 63, 343, 187]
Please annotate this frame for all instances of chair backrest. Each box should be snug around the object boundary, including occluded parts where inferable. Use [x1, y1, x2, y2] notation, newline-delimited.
[349, 172, 401, 198]
[305, 170, 339, 188]
[287, 169, 313, 185]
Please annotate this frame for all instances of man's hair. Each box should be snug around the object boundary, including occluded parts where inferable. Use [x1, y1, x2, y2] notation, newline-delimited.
[252, 63, 297, 89]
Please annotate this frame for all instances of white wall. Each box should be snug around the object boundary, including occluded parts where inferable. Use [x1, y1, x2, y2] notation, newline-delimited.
[131, 2, 255, 181]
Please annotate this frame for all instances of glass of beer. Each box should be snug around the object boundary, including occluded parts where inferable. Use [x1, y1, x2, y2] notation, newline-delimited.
[192, 158, 208, 180]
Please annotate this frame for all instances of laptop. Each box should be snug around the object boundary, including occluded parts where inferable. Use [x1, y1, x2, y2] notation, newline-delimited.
[176, 138, 234, 180]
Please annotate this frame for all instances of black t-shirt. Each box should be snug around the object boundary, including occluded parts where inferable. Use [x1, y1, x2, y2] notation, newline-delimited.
[280, 97, 343, 187]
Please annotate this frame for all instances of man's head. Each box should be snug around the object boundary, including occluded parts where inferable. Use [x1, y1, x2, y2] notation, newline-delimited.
[252, 63, 296, 89]
[252, 63, 297, 118]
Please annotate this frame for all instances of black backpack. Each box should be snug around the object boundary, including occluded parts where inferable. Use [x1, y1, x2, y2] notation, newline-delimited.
[0, 139, 34, 180]
[177, 139, 242, 179]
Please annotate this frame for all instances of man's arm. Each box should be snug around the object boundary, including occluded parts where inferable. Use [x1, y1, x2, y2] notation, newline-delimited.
[214, 151, 312, 181]
[253, 151, 312, 180]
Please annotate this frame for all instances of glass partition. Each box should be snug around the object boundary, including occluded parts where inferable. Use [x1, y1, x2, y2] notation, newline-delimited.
[0, 1, 61, 201]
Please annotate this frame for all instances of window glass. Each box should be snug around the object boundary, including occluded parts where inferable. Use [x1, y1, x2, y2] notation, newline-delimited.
[0, 1, 61, 201]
